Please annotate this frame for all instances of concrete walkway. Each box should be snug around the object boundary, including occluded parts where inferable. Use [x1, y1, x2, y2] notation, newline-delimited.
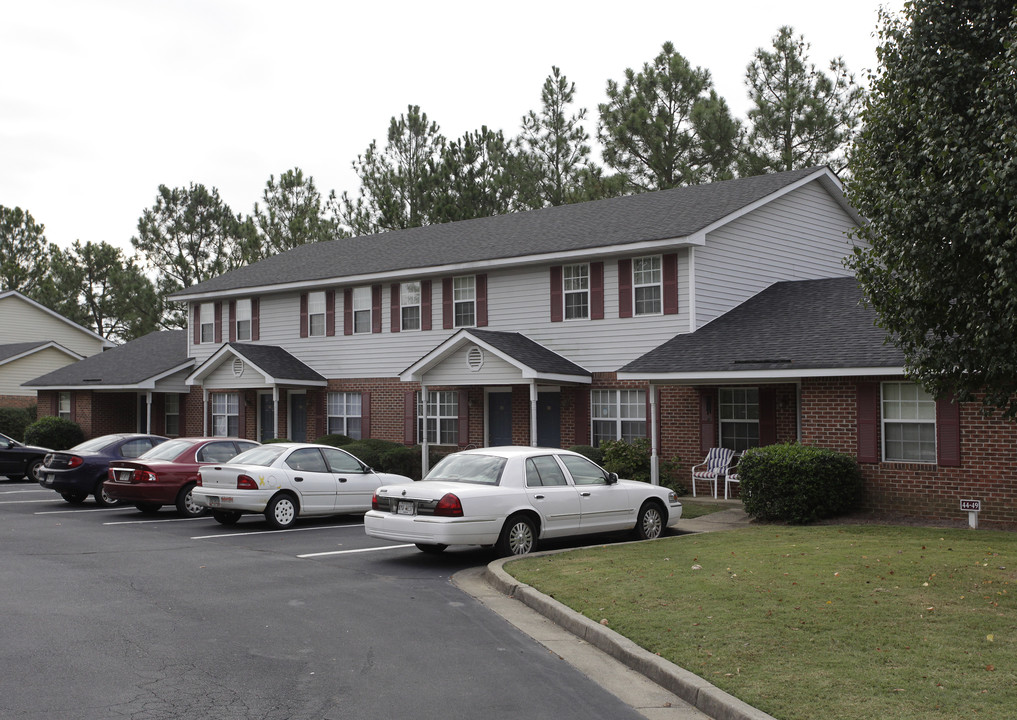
[453, 503, 777, 720]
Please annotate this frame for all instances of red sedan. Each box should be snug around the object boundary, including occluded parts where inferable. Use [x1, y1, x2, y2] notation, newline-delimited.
[105, 438, 259, 517]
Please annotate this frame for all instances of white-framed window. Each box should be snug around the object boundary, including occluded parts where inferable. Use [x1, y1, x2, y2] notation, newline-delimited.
[307, 291, 326, 337]
[418, 390, 459, 444]
[591, 389, 645, 446]
[211, 392, 239, 437]
[353, 286, 372, 334]
[401, 281, 421, 331]
[235, 298, 252, 341]
[199, 302, 214, 343]
[563, 264, 589, 320]
[882, 382, 936, 462]
[633, 255, 662, 316]
[327, 392, 362, 439]
[719, 387, 759, 453]
[164, 394, 180, 436]
[453, 276, 475, 327]
[58, 392, 71, 420]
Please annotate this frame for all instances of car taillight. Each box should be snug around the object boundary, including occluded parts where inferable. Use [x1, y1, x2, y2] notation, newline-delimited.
[108, 468, 116, 480]
[371, 493, 380, 510]
[196, 473, 202, 487]
[68, 456, 84, 468]
[237, 474, 258, 490]
[138, 471, 157, 483]
[434, 493, 463, 517]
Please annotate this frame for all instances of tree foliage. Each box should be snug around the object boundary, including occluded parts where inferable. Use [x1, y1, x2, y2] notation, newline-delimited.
[598, 42, 740, 191]
[742, 26, 864, 175]
[0, 205, 50, 297]
[848, 0, 1017, 416]
[252, 167, 335, 260]
[433, 126, 527, 222]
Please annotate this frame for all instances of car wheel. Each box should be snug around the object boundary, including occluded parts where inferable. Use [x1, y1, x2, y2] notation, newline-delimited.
[27, 459, 45, 483]
[94, 480, 124, 507]
[212, 510, 242, 526]
[175, 482, 207, 518]
[415, 543, 448, 554]
[135, 503, 161, 513]
[496, 514, 537, 557]
[264, 494, 298, 529]
[634, 501, 665, 541]
[61, 492, 88, 504]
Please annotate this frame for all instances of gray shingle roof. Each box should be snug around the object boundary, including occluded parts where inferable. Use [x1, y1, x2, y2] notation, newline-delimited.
[467, 329, 591, 378]
[25, 331, 191, 387]
[0, 341, 50, 363]
[227, 343, 325, 382]
[171, 167, 834, 298]
[619, 277, 904, 375]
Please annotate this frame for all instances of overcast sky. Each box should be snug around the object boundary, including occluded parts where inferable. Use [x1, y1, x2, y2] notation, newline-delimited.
[3, 0, 901, 254]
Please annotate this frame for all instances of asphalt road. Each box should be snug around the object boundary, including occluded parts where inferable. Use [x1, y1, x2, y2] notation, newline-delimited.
[1, 478, 651, 720]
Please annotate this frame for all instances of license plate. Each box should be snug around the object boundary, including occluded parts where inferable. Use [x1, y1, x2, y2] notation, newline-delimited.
[208, 496, 221, 507]
[397, 500, 414, 516]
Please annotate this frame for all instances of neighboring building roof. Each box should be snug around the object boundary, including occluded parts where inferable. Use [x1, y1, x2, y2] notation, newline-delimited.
[618, 277, 905, 380]
[171, 167, 857, 300]
[227, 343, 326, 383]
[24, 330, 192, 389]
[0, 291, 115, 348]
[0, 341, 83, 366]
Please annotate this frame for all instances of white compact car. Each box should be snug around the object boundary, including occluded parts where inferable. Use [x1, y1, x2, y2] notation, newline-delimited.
[364, 446, 682, 556]
[193, 443, 412, 529]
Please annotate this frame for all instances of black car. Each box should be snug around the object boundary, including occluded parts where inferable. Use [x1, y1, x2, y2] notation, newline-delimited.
[0, 431, 50, 482]
[39, 434, 169, 506]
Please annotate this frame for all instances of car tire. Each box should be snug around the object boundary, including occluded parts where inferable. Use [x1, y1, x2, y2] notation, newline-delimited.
[175, 482, 206, 518]
[264, 494, 298, 529]
[135, 503, 161, 513]
[94, 479, 124, 507]
[634, 500, 665, 541]
[496, 514, 537, 557]
[61, 492, 88, 504]
[212, 510, 242, 526]
[27, 459, 45, 483]
[415, 543, 448, 554]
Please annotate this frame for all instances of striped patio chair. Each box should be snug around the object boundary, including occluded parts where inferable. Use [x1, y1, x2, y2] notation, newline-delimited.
[690, 447, 735, 498]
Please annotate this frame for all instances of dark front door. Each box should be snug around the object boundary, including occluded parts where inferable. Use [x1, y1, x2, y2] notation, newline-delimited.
[259, 394, 275, 442]
[488, 392, 513, 447]
[290, 394, 307, 442]
[537, 392, 561, 448]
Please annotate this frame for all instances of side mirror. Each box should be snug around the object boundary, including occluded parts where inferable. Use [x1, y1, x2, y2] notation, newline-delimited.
[606, 472, 619, 485]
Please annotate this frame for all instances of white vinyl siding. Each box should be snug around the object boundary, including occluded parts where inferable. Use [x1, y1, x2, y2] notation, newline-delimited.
[0, 347, 82, 396]
[0, 293, 108, 358]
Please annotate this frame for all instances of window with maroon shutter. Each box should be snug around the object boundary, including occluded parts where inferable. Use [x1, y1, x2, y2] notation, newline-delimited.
[326, 290, 336, 337]
[590, 262, 604, 320]
[719, 387, 760, 452]
[881, 381, 937, 462]
[372, 284, 382, 333]
[299, 293, 309, 338]
[198, 303, 214, 343]
[550, 266, 563, 322]
[421, 280, 432, 331]
[936, 395, 961, 466]
[856, 382, 880, 463]
[214, 302, 222, 343]
[251, 297, 260, 341]
[618, 259, 633, 318]
[663, 253, 678, 315]
[699, 388, 717, 454]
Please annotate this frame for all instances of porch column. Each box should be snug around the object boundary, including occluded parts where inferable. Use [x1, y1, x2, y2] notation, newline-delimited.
[649, 384, 659, 485]
[202, 387, 208, 436]
[272, 386, 279, 439]
[145, 391, 153, 435]
[420, 384, 429, 476]
[529, 381, 538, 447]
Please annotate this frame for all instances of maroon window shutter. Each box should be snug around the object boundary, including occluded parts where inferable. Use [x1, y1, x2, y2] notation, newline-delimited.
[326, 290, 336, 337]
[390, 284, 401, 333]
[69, 393, 76, 423]
[251, 298, 260, 341]
[591, 262, 604, 320]
[574, 388, 590, 445]
[645, 389, 653, 439]
[228, 301, 236, 342]
[618, 259, 633, 318]
[458, 391, 469, 446]
[299, 293, 309, 338]
[856, 382, 880, 463]
[442, 278, 453, 329]
[550, 266, 563, 322]
[213, 302, 222, 343]
[372, 285, 382, 333]
[404, 392, 417, 444]
[758, 386, 777, 446]
[699, 388, 717, 454]
[476, 274, 488, 327]
[361, 392, 371, 439]
[421, 280, 432, 331]
[663, 253, 678, 315]
[192, 304, 200, 345]
[237, 391, 247, 438]
[343, 289, 353, 336]
[936, 395, 961, 466]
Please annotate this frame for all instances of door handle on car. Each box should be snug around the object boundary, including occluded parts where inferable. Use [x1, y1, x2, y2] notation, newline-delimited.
[581, 491, 591, 497]
[533, 494, 545, 499]
[294, 477, 303, 482]
[338, 478, 348, 483]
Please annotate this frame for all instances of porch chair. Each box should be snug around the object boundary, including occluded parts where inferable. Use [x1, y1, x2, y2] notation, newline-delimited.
[724, 454, 742, 499]
[691, 447, 735, 498]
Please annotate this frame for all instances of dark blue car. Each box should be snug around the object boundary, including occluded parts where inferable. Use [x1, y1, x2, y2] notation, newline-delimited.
[0, 431, 51, 482]
[39, 434, 169, 506]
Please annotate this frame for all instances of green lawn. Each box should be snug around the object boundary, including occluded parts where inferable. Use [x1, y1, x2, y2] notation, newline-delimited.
[675, 500, 730, 519]
[506, 525, 1016, 720]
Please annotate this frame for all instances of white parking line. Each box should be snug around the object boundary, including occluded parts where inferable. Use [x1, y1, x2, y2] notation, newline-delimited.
[191, 523, 363, 540]
[104, 516, 210, 525]
[0, 488, 52, 495]
[35, 507, 125, 515]
[0, 499, 58, 505]
[298, 544, 413, 558]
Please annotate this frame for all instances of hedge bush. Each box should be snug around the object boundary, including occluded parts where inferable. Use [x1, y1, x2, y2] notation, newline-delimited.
[342, 439, 407, 473]
[738, 442, 863, 524]
[23, 416, 85, 451]
[597, 438, 686, 494]
[315, 434, 354, 447]
[0, 405, 36, 442]
[568, 445, 604, 465]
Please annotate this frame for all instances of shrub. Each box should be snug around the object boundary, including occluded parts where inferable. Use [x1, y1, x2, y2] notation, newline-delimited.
[0, 405, 36, 442]
[343, 439, 406, 472]
[315, 434, 354, 447]
[23, 416, 85, 450]
[738, 442, 863, 524]
[379, 445, 416, 478]
[568, 445, 604, 465]
[262, 437, 290, 444]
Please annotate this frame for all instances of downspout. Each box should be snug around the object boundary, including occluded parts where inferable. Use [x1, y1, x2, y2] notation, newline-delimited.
[649, 384, 659, 485]
[529, 381, 538, 446]
[145, 391, 152, 434]
[420, 383, 429, 476]
[202, 387, 208, 436]
[272, 386, 279, 439]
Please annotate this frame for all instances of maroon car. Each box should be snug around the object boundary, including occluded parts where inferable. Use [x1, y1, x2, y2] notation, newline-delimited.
[105, 438, 259, 517]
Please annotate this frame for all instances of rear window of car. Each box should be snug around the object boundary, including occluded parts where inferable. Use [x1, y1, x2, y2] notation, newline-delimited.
[71, 435, 119, 453]
[229, 445, 286, 467]
[424, 453, 506, 485]
[139, 439, 193, 461]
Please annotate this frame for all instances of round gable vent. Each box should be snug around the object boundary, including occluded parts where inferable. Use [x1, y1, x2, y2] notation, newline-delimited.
[232, 358, 245, 377]
[466, 346, 484, 372]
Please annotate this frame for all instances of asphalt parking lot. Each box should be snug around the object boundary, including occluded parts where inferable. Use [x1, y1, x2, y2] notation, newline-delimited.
[1, 478, 656, 720]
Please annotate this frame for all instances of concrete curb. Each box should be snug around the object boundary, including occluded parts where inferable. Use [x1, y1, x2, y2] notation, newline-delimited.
[484, 554, 777, 720]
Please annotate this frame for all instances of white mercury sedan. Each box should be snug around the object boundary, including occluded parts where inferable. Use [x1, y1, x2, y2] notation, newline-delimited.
[193, 443, 412, 529]
[364, 446, 682, 556]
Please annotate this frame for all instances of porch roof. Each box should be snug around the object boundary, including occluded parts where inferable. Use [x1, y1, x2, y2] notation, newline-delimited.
[186, 343, 326, 387]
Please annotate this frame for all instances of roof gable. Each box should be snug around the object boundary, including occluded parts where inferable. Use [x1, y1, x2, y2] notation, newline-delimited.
[0, 291, 114, 348]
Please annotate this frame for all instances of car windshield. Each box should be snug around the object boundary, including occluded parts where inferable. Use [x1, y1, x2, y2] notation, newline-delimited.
[70, 435, 118, 453]
[229, 444, 287, 467]
[424, 453, 507, 485]
[138, 439, 193, 461]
